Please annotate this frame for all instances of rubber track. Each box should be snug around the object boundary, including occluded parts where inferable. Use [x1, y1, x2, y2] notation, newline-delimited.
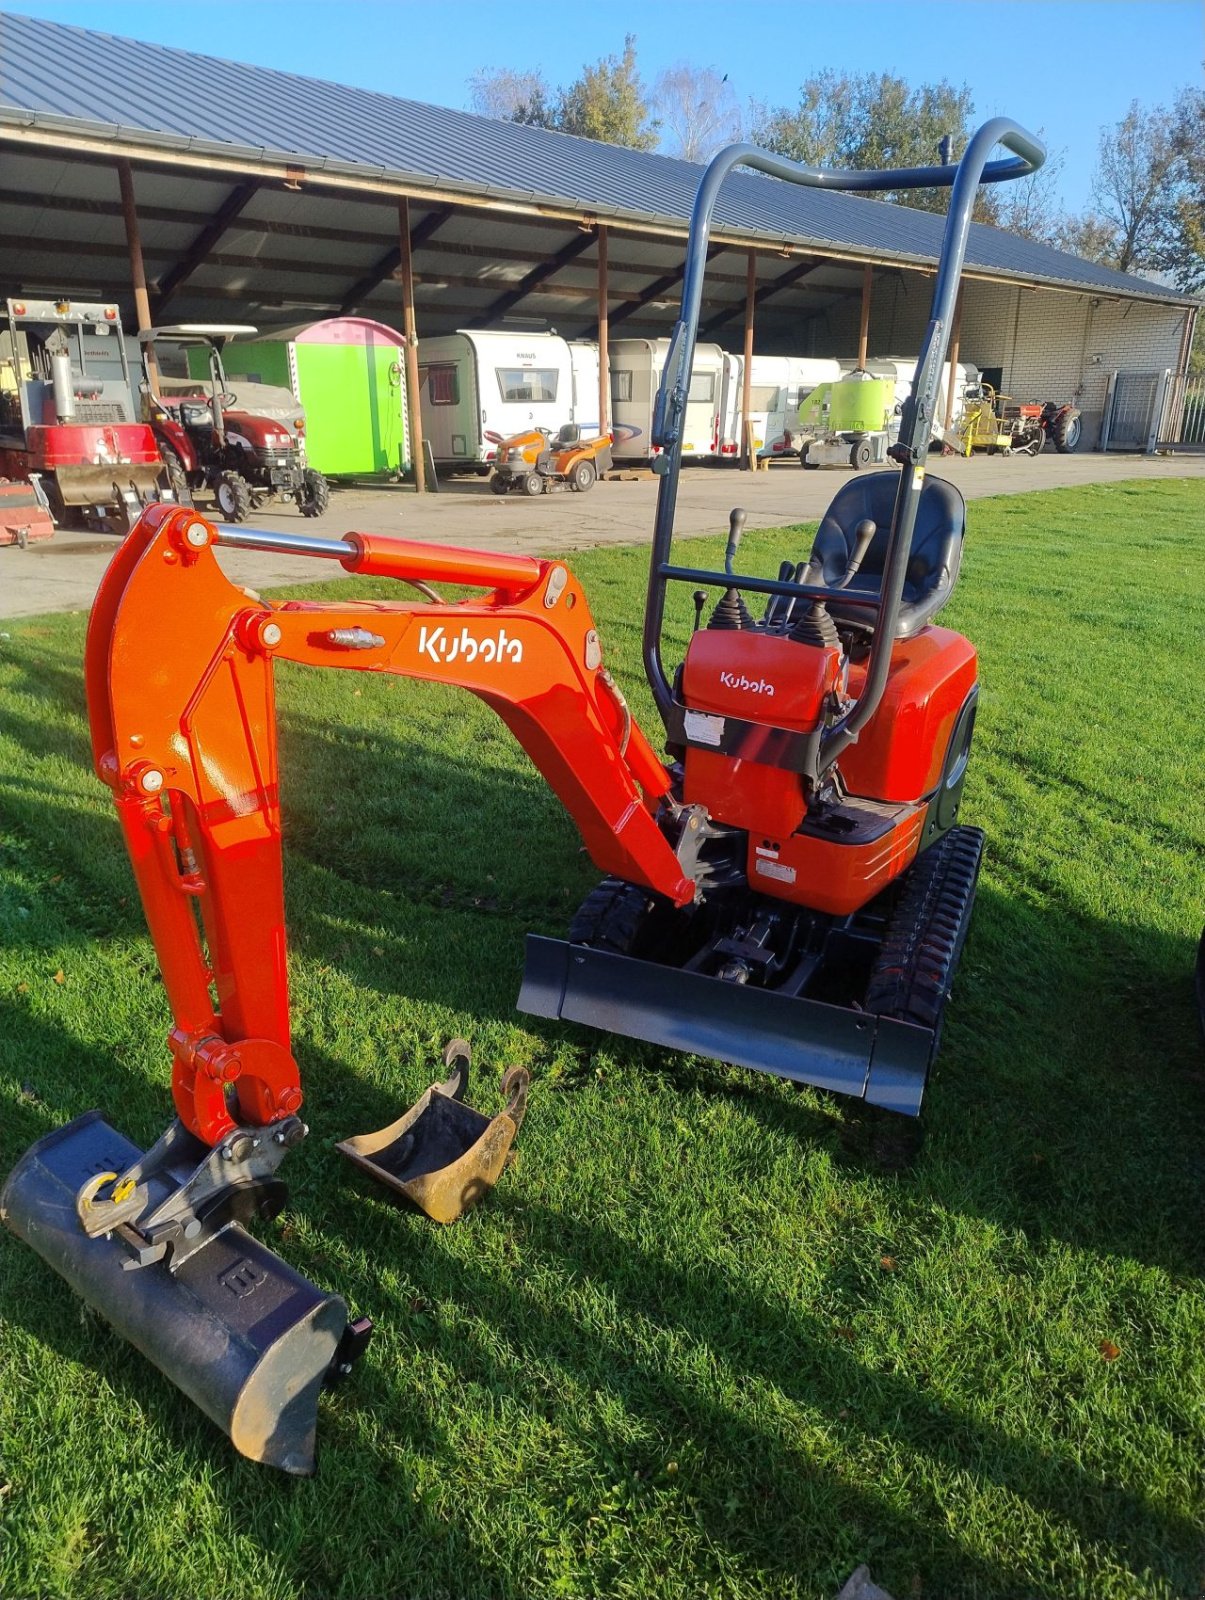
[568, 877, 655, 955]
[864, 825, 985, 1028]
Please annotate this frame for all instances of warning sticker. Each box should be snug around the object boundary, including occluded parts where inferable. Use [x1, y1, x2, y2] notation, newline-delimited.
[683, 710, 725, 748]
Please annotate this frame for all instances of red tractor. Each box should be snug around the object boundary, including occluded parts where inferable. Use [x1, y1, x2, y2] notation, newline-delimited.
[0, 297, 168, 534]
[140, 325, 329, 521]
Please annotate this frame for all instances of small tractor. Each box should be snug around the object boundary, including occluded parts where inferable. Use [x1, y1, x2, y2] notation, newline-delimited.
[490, 424, 613, 495]
[956, 383, 1082, 456]
[0, 297, 168, 534]
[141, 325, 329, 521]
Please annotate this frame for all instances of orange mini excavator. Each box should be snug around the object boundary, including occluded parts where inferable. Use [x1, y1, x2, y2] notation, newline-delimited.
[3, 120, 1045, 1471]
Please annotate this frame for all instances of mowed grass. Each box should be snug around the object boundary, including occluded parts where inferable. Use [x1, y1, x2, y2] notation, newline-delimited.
[0, 478, 1202, 1600]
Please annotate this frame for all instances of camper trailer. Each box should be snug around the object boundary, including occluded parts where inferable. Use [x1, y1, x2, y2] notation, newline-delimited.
[200, 318, 410, 478]
[609, 337, 726, 463]
[717, 355, 844, 461]
[418, 331, 595, 473]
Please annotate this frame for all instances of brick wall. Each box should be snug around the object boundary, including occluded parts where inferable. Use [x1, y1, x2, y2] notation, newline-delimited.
[785, 274, 1188, 447]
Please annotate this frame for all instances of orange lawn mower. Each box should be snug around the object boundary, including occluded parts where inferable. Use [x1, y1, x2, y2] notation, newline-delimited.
[2, 119, 1046, 1473]
[489, 422, 613, 495]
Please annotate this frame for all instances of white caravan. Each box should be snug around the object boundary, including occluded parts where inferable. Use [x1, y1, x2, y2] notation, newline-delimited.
[417, 331, 587, 471]
[608, 337, 726, 462]
[568, 341, 602, 439]
[718, 355, 844, 460]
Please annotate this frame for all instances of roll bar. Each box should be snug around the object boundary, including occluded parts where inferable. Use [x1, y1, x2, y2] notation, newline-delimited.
[642, 118, 1044, 774]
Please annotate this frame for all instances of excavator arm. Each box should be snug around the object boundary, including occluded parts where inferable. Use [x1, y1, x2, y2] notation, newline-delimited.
[86, 503, 694, 1146]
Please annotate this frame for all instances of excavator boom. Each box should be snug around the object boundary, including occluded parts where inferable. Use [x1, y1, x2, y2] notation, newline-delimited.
[85, 503, 693, 1144]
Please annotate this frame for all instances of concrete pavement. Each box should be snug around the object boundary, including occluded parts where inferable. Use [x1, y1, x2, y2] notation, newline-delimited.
[2, 452, 1202, 620]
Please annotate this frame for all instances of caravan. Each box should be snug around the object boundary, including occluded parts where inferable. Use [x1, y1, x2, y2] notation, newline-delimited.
[418, 331, 589, 472]
[717, 355, 844, 460]
[609, 337, 726, 462]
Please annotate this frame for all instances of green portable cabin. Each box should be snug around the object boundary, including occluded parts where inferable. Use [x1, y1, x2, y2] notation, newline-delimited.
[191, 318, 410, 477]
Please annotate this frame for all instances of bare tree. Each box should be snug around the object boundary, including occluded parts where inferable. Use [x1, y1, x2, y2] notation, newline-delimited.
[1092, 100, 1178, 273]
[990, 138, 1068, 244]
[654, 64, 741, 163]
[468, 67, 551, 126]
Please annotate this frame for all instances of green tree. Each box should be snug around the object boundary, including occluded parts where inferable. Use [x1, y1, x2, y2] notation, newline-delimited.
[1158, 85, 1204, 292]
[467, 37, 656, 150]
[556, 35, 657, 149]
[751, 71, 996, 217]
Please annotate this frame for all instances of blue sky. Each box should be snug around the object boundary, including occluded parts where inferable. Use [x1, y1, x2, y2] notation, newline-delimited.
[6, 0, 1201, 211]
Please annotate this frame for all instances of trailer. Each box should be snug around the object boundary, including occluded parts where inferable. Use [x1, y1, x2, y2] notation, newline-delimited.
[417, 331, 591, 473]
[717, 355, 843, 460]
[200, 318, 409, 479]
[609, 337, 726, 463]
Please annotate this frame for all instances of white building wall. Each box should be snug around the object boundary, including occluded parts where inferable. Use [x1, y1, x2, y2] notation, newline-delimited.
[815, 275, 1188, 447]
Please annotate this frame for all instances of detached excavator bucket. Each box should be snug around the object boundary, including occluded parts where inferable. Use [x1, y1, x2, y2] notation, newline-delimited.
[1, 1111, 363, 1476]
[519, 937, 935, 1116]
[336, 1041, 529, 1223]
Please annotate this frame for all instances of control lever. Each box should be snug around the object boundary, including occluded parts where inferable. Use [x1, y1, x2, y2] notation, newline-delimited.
[724, 507, 746, 576]
[692, 590, 708, 631]
[834, 519, 876, 590]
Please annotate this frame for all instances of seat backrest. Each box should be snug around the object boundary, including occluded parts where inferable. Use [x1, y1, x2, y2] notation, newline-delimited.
[807, 470, 966, 638]
[555, 423, 580, 446]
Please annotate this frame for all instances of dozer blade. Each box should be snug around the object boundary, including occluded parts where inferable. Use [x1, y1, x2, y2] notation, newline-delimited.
[1, 1111, 350, 1475]
[519, 937, 934, 1115]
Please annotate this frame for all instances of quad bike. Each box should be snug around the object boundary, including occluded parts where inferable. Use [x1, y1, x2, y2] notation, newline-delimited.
[490, 423, 613, 495]
[141, 325, 329, 521]
[2, 118, 1046, 1472]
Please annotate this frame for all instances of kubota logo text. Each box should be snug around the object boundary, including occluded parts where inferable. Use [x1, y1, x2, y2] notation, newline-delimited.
[719, 670, 774, 696]
[417, 624, 523, 665]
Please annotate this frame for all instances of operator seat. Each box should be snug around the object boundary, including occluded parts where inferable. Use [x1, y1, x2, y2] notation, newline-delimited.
[554, 423, 581, 446]
[806, 470, 966, 639]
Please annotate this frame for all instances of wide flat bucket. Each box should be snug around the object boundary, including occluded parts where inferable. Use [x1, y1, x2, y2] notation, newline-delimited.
[519, 936, 934, 1115]
[1, 1111, 349, 1475]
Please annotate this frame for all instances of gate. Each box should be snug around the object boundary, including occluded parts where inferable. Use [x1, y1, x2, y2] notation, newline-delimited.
[1100, 369, 1171, 452]
[1158, 374, 1205, 450]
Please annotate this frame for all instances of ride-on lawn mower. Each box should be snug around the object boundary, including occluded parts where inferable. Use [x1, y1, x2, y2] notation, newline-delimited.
[490, 423, 613, 495]
[3, 119, 1045, 1472]
[140, 325, 329, 521]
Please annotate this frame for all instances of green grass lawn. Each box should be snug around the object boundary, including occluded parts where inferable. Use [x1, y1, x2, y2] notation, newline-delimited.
[1, 479, 1202, 1600]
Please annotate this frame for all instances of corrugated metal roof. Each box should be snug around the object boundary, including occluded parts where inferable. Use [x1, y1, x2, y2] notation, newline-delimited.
[0, 10, 1192, 307]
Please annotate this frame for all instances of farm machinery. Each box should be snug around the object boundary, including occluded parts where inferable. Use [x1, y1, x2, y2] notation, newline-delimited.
[0, 297, 168, 534]
[489, 423, 613, 495]
[2, 119, 1046, 1472]
[956, 383, 1082, 456]
[140, 325, 329, 521]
